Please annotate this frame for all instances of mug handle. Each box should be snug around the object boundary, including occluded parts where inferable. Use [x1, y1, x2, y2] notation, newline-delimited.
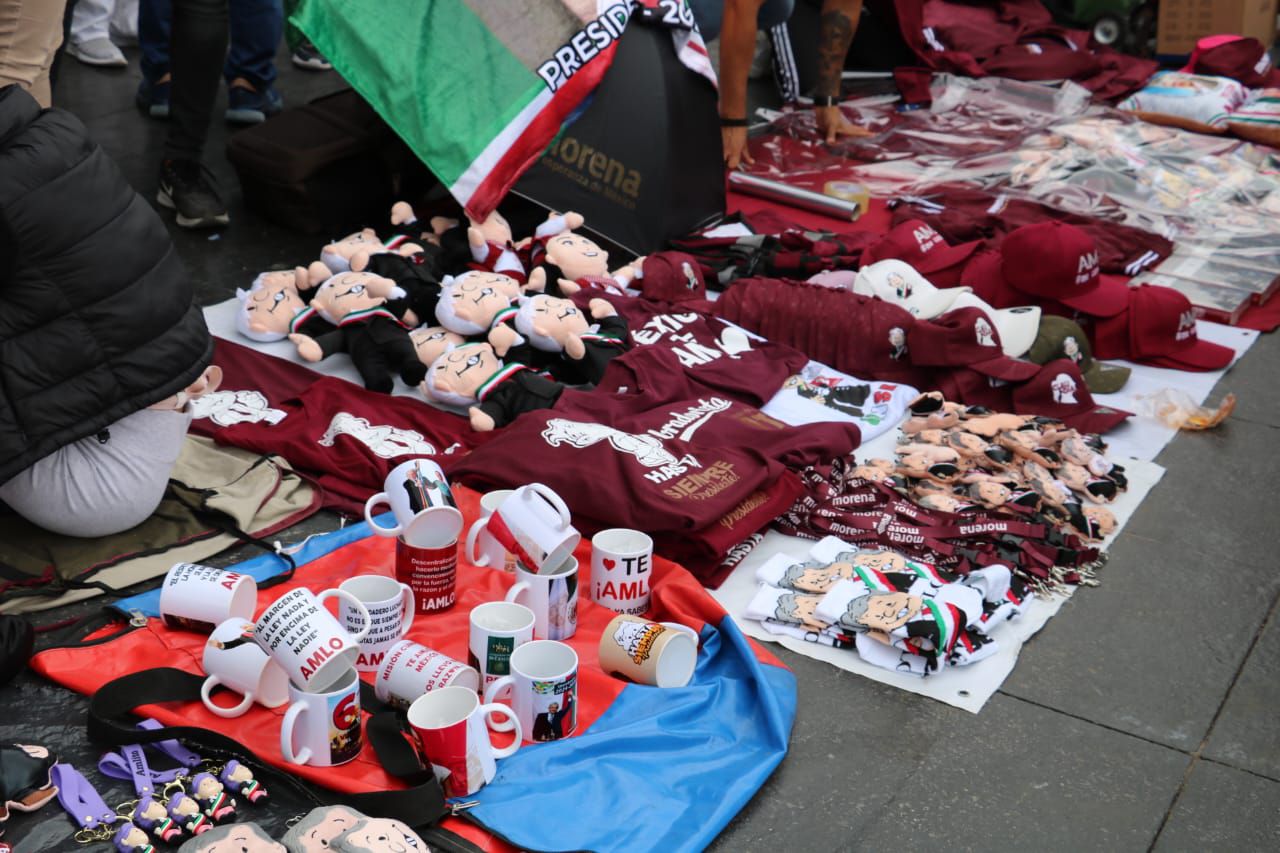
[479, 703, 522, 757]
[363, 493, 403, 538]
[482, 675, 516, 732]
[504, 582, 530, 606]
[319, 589, 371, 643]
[465, 517, 493, 567]
[200, 675, 253, 719]
[399, 583, 416, 633]
[280, 703, 313, 765]
[525, 483, 572, 529]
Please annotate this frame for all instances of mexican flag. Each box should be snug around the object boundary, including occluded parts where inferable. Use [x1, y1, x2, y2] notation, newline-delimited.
[292, 0, 693, 220]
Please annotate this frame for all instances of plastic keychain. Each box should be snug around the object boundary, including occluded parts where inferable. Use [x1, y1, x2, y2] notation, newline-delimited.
[51, 763, 152, 853]
[98, 743, 184, 844]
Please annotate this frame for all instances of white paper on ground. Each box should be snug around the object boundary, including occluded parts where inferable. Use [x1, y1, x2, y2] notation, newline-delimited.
[710, 454, 1165, 714]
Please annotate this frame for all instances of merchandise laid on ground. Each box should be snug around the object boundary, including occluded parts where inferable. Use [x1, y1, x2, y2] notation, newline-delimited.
[4, 2, 1280, 851]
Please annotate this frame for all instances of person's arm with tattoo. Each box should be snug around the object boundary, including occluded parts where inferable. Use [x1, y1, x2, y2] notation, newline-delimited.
[814, 0, 872, 142]
[719, 0, 768, 169]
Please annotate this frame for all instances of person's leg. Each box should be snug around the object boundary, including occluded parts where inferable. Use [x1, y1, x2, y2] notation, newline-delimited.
[137, 0, 169, 82]
[157, 0, 229, 227]
[0, 0, 68, 107]
[109, 0, 136, 41]
[687, 0, 722, 41]
[0, 407, 193, 538]
[223, 0, 282, 124]
[67, 0, 126, 66]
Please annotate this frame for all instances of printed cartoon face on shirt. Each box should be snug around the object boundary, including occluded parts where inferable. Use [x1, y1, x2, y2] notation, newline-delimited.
[779, 557, 859, 594]
[772, 592, 826, 630]
[544, 233, 610, 279]
[842, 591, 922, 635]
[541, 418, 683, 468]
[311, 271, 395, 322]
[853, 550, 906, 573]
[410, 325, 466, 367]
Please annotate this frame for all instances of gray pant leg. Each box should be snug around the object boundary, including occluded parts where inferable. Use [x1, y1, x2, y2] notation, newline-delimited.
[0, 407, 192, 538]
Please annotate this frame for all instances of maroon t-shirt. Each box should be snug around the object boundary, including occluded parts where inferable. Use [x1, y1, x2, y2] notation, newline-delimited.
[195, 340, 479, 513]
[574, 293, 810, 407]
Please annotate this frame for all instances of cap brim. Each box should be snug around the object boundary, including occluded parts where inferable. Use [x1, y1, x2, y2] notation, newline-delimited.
[913, 239, 982, 274]
[909, 286, 972, 319]
[1056, 274, 1130, 317]
[1139, 338, 1235, 372]
[993, 306, 1041, 358]
[1081, 360, 1131, 393]
[969, 355, 1042, 381]
[1061, 405, 1132, 435]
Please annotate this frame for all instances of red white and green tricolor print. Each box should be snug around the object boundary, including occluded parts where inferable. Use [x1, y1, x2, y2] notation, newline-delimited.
[292, 0, 710, 221]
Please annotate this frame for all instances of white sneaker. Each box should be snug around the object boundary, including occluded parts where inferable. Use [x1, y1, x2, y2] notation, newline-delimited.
[68, 38, 128, 68]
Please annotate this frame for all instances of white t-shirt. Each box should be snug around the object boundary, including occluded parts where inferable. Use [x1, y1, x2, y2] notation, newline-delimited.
[761, 360, 917, 442]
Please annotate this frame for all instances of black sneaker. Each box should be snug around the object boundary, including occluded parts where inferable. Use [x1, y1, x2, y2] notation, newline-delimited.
[291, 40, 332, 71]
[157, 159, 229, 228]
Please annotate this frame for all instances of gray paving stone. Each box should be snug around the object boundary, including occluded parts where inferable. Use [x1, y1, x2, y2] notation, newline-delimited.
[1002, 529, 1279, 750]
[1204, 608, 1280, 781]
[1212, 325, 1280, 429]
[1153, 760, 1280, 852]
[853, 695, 1188, 852]
[1124, 417, 1280, 571]
[711, 648, 961, 851]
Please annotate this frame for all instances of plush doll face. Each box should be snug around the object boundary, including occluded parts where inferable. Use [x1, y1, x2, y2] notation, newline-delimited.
[469, 210, 513, 245]
[528, 295, 588, 347]
[238, 277, 307, 338]
[437, 273, 514, 333]
[186, 823, 285, 853]
[410, 326, 465, 366]
[283, 806, 364, 853]
[428, 344, 501, 403]
[544, 233, 609, 279]
[335, 817, 425, 853]
[323, 228, 382, 262]
[469, 271, 522, 300]
[311, 272, 392, 322]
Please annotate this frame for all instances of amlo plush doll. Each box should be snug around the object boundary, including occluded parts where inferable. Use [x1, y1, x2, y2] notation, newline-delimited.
[513, 294, 630, 385]
[422, 342, 564, 431]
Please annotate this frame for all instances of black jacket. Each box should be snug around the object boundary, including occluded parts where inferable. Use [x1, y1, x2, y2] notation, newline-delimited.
[0, 86, 211, 483]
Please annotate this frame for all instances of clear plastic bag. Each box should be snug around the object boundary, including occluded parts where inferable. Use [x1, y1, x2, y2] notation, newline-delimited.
[1133, 389, 1236, 430]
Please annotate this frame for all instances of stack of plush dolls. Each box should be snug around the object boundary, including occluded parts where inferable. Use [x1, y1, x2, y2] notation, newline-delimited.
[234, 203, 646, 430]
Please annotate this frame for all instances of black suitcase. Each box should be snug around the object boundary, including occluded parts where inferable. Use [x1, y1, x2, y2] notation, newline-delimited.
[226, 88, 434, 234]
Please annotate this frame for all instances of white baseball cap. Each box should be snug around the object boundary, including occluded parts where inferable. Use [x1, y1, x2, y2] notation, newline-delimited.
[946, 291, 1041, 358]
[852, 259, 971, 320]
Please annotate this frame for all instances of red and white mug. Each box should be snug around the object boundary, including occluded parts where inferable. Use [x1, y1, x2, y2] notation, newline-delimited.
[375, 640, 480, 710]
[468, 484, 579, 574]
[407, 686, 520, 797]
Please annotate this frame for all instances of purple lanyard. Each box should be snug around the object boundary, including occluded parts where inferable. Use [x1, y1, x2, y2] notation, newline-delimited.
[97, 744, 182, 800]
[52, 763, 118, 831]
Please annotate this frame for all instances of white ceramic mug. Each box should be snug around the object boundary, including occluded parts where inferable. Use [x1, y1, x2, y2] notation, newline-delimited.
[375, 640, 480, 710]
[407, 686, 520, 798]
[200, 618, 290, 718]
[254, 587, 371, 692]
[465, 489, 517, 572]
[467, 601, 535, 689]
[590, 528, 654, 616]
[338, 575, 415, 673]
[364, 458, 464, 547]
[159, 563, 257, 633]
[280, 667, 363, 767]
[483, 640, 578, 743]
[505, 556, 579, 641]
[469, 484, 579, 573]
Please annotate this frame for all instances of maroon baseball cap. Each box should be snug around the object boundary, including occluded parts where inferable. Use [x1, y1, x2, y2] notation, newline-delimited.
[934, 366, 1015, 411]
[862, 219, 981, 277]
[909, 307, 1040, 381]
[1125, 284, 1234, 371]
[1012, 359, 1132, 434]
[960, 249, 1027, 310]
[843, 296, 932, 386]
[1184, 36, 1280, 88]
[1000, 222, 1128, 317]
[639, 251, 708, 304]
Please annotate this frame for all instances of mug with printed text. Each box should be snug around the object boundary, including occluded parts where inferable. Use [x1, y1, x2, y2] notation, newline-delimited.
[598, 614, 697, 688]
[375, 640, 480, 709]
[483, 640, 578, 743]
[590, 528, 653, 616]
[339, 575, 415, 673]
[254, 587, 370, 692]
[468, 601, 535, 689]
[159, 562, 257, 633]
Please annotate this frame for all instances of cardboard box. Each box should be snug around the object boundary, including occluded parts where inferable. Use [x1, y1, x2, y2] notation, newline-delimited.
[1156, 0, 1279, 56]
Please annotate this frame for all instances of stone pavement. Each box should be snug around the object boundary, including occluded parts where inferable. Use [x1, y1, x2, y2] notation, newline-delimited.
[2, 42, 1278, 853]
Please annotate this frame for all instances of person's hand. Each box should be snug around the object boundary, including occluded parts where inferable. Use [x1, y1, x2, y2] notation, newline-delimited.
[722, 126, 753, 170]
[815, 105, 873, 143]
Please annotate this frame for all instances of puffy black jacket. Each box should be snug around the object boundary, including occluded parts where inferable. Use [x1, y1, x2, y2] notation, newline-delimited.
[0, 85, 212, 483]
